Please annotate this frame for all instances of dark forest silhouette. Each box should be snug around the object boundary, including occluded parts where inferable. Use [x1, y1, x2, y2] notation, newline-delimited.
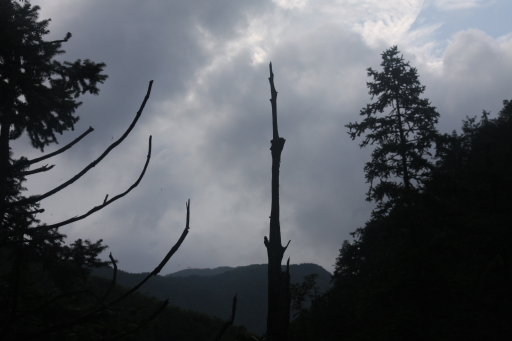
[3, 1, 512, 340]
[288, 48, 512, 341]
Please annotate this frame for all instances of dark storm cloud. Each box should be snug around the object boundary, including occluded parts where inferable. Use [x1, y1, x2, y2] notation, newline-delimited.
[33, 0, 273, 149]
[20, 0, 512, 274]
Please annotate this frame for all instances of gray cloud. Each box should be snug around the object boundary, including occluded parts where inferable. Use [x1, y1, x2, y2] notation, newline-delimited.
[17, 0, 512, 274]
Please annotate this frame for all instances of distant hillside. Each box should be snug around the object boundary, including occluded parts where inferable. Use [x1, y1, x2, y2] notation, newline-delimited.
[93, 263, 331, 334]
[86, 273, 251, 340]
[166, 266, 235, 277]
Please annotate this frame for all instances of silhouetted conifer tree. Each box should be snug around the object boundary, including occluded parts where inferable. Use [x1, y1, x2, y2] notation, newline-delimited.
[346, 46, 440, 216]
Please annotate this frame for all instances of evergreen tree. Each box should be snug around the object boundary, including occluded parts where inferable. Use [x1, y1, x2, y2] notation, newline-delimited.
[303, 97, 512, 340]
[0, 1, 112, 337]
[0, 1, 175, 339]
[0, 0, 107, 245]
[0, 0, 108, 272]
[346, 46, 440, 215]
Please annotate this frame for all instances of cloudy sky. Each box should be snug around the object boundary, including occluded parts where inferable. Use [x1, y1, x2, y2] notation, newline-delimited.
[15, 0, 512, 275]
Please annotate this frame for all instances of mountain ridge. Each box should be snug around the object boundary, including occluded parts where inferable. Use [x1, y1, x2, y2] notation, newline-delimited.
[165, 266, 235, 277]
[93, 263, 331, 333]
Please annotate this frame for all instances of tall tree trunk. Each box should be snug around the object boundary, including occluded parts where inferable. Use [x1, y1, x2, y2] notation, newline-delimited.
[264, 63, 290, 341]
[0, 55, 17, 232]
[394, 96, 411, 195]
[0, 111, 11, 230]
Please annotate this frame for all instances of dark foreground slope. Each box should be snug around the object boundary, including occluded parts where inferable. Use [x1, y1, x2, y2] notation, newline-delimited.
[87, 275, 251, 341]
[93, 263, 331, 333]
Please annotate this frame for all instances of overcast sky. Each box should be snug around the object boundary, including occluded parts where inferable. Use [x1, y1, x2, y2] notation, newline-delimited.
[15, 0, 512, 275]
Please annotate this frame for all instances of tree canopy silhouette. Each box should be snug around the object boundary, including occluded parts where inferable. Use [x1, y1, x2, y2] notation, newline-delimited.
[346, 46, 440, 215]
[289, 47, 512, 341]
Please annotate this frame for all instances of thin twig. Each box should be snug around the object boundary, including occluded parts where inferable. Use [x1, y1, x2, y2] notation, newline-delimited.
[101, 253, 118, 302]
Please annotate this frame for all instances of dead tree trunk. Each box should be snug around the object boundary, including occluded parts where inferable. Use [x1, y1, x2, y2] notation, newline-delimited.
[264, 62, 291, 341]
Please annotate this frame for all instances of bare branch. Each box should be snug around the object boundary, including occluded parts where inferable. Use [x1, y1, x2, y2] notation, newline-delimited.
[101, 253, 118, 302]
[29, 135, 152, 231]
[11, 127, 94, 170]
[110, 199, 190, 305]
[7, 80, 153, 208]
[283, 239, 291, 252]
[213, 294, 238, 341]
[151, 199, 190, 275]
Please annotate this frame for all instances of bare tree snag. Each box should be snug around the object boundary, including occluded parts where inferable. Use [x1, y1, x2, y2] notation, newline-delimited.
[265, 62, 291, 341]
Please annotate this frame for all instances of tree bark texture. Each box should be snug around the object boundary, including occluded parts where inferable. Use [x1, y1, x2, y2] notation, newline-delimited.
[265, 62, 291, 341]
